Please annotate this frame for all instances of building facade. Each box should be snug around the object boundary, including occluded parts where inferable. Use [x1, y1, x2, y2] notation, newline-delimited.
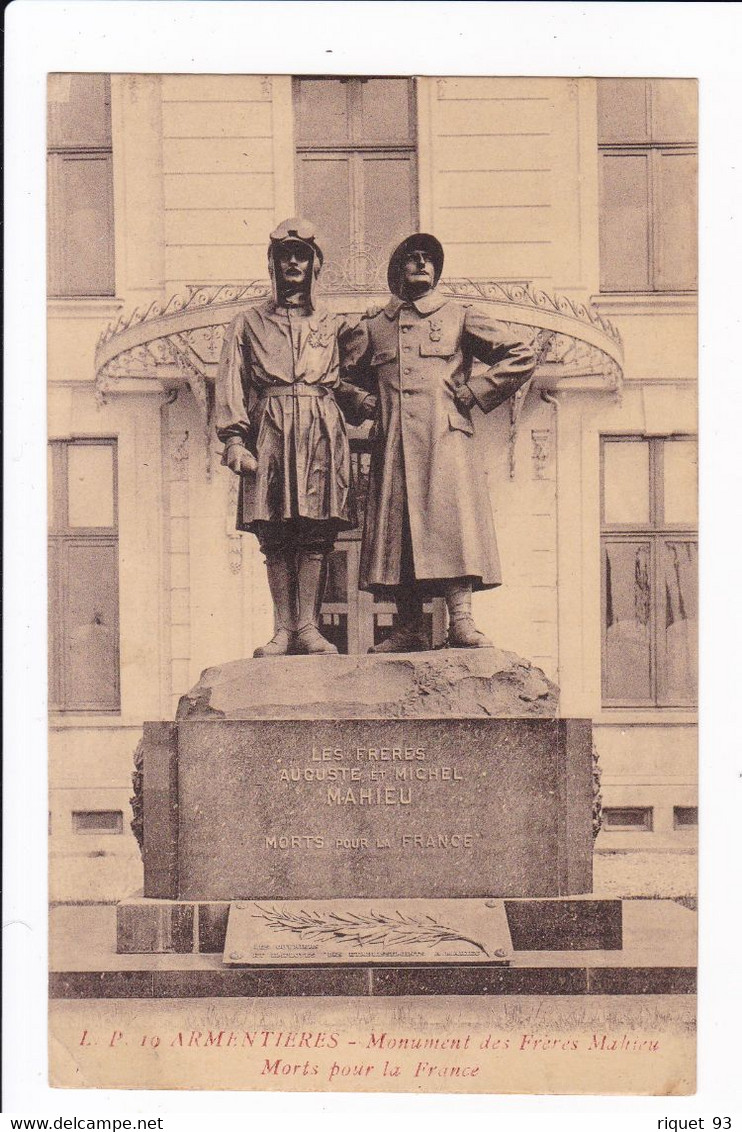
[48, 74, 697, 901]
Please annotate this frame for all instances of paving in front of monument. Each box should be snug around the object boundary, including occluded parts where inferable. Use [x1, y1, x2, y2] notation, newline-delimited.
[49, 900, 695, 999]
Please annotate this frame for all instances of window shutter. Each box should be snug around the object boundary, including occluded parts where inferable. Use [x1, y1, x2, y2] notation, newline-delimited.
[597, 79, 649, 144]
[362, 154, 416, 256]
[47, 73, 114, 298]
[297, 154, 353, 277]
[48, 73, 112, 149]
[47, 153, 115, 297]
[599, 153, 651, 292]
[62, 541, 120, 711]
[649, 79, 697, 145]
[654, 151, 698, 292]
[48, 439, 120, 712]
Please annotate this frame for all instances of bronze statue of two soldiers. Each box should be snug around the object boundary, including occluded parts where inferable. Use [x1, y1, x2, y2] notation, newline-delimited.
[216, 219, 536, 658]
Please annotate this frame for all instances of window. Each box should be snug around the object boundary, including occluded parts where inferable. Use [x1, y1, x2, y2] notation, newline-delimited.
[602, 807, 653, 832]
[72, 811, 124, 835]
[598, 79, 697, 293]
[47, 74, 115, 297]
[601, 436, 697, 707]
[673, 806, 698, 830]
[294, 77, 417, 290]
[48, 440, 120, 711]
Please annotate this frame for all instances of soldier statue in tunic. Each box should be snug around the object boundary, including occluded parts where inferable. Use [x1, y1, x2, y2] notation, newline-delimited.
[216, 219, 375, 657]
[341, 233, 536, 652]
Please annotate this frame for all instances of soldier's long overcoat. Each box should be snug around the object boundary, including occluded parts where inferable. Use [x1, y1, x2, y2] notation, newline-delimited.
[342, 289, 536, 592]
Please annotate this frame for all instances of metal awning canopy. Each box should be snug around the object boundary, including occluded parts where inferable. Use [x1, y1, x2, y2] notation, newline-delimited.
[95, 279, 623, 398]
[94, 279, 623, 479]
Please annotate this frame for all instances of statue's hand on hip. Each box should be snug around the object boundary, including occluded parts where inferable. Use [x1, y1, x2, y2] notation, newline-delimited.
[224, 443, 258, 476]
[453, 384, 476, 413]
[362, 394, 378, 421]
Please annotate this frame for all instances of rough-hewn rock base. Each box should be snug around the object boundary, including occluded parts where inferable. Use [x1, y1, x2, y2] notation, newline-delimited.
[177, 648, 559, 721]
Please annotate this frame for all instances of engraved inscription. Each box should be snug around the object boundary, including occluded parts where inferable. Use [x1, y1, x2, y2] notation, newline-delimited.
[264, 834, 473, 850]
[264, 736, 476, 854]
[276, 744, 466, 806]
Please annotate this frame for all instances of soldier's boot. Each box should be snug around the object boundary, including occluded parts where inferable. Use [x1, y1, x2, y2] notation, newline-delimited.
[445, 580, 493, 648]
[369, 587, 428, 653]
[253, 550, 296, 658]
[294, 550, 339, 655]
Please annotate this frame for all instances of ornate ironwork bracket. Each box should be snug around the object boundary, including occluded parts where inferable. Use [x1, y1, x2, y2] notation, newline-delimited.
[507, 328, 556, 479]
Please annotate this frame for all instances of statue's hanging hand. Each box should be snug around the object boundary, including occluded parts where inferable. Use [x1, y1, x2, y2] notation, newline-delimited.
[223, 439, 258, 476]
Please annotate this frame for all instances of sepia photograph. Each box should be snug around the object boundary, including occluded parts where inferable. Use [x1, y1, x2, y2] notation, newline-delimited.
[45, 67, 697, 1095]
[6, 0, 740, 1118]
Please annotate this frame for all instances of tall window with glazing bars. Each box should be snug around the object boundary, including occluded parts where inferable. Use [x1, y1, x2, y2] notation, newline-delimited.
[47, 73, 115, 297]
[598, 78, 697, 293]
[48, 440, 120, 712]
[601, 436, 697, 707]
[293, 77, 418, 291]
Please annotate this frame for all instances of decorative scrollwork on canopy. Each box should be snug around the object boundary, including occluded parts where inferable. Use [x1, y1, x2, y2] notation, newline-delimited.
[94, 277, 623, 480]
[440, 279, 621, 350]
[94, 278, 624, 406]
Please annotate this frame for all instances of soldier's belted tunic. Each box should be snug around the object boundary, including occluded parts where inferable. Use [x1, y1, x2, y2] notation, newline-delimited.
[342, 290, 536, 592]
[216, 301, 368, 533]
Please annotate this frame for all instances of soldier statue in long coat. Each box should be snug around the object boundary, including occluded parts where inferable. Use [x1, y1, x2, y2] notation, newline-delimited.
[342, 233, 536, 651]
[216, 219, 375, 657]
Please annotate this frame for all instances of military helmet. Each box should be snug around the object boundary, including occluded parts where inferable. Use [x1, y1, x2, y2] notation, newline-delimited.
[268, 217, 325, 309]
[387, 232, 444, 297]
[269, 217, 324, 267]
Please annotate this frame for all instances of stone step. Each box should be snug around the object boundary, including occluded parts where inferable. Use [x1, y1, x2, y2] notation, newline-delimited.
[48, 902, 695, 1000]
[116, 895, 623, 956]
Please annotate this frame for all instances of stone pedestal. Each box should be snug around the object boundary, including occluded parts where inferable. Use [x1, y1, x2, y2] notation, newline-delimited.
[124, 650, 600, 957]
[143, 716, 592, 902]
